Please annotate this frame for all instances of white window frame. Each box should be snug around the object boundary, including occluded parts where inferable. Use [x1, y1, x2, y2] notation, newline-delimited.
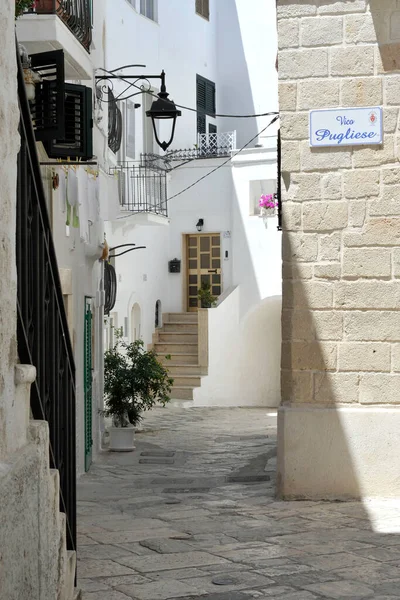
[140, 0, 157, 22]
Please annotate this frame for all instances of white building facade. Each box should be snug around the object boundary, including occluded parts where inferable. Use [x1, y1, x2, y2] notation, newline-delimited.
[103, 0, 282, 408]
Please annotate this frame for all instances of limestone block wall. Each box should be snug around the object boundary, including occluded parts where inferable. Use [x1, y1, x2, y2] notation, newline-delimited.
[279, 0, 400, 409]
[0, 0, 21, 461]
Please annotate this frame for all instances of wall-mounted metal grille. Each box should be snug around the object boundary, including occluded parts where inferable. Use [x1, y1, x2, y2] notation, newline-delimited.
[16, 49, 76, 559]
[108, 88, 122, 154]
[35, 0, 92, 52]
[165, 130, 236, 161]
[104, 262, 117, 315]
[110, 162, 168, 217]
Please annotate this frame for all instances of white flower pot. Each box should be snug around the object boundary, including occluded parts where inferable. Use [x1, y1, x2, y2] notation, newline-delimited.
[109, 425, 135, 452]
[260, 207, 276, 217]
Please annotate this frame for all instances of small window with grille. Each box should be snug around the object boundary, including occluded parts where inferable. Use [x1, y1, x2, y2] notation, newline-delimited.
[196, 0, 209, 20]
[249, 179, 277, 216]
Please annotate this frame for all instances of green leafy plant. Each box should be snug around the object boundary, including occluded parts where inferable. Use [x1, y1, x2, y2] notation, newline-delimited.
[103, 334, 173, 427]
[197, 281, 217, 308]
[16, 0, 37, 18]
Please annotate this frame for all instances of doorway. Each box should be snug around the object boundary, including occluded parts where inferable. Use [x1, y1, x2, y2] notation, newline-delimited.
[131, 303, 142, 341]
[186, 233, 222, 311]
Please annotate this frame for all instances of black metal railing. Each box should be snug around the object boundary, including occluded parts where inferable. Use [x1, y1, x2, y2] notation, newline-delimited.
[110, 162, 168, 217]
[35, 0, 92, 52]
[16, 50, 77, 556]
[108, 88, 122, 154]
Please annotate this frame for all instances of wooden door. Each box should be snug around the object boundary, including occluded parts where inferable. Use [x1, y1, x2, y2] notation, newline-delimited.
[187, 233, 222, 311]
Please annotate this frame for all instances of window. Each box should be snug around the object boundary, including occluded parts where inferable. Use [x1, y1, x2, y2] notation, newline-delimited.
[143, 90, 157, 154]
[196, 0, 209, 20]
[249, 179, 277, 216]
[196, 75, 216, 134]
[126, 100, 136, 159]
[140, 0, 157, 21]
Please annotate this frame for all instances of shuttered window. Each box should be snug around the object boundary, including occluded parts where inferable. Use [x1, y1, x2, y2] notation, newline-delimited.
[44, 84, 93, 160]
[196, 0, 209, 20]
[29, 49, 65, 142]
[196, 75, 216, 134]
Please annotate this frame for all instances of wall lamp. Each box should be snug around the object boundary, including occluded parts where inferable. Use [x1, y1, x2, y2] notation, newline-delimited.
[95, 66, 181, 151]
[196, 219, 204, 232]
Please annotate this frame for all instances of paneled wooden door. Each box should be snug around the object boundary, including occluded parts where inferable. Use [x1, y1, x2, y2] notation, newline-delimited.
[186, 233, 222, 311]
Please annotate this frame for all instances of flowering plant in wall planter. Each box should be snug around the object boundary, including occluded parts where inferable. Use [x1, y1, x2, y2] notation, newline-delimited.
[16, 0, 37, 18]
[259, 194, 277, 217]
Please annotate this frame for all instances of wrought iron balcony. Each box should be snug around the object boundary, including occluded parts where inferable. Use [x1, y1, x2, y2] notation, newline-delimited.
[166, 130, 236, 161]
[34, 0, 92, 52]
[110, 162, 168, 218]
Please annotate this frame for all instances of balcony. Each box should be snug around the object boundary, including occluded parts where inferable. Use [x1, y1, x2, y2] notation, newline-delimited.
[110, 162, 169, 225]
[16, 0, 92, 80]
[166, 131, 236, 162]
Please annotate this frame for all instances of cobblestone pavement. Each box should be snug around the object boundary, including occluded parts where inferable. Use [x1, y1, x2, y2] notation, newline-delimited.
[78, 407, 400, 600]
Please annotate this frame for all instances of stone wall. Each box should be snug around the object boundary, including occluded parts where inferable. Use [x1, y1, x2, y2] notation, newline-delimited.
[278, 0, 400, 498]
[0, 0, 20, 461]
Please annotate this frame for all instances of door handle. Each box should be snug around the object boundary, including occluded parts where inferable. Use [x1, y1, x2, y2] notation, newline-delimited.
[208, 269, 218, 273]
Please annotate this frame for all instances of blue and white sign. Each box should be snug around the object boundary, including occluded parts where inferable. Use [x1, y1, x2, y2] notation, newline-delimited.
[309, 107, 383, 148]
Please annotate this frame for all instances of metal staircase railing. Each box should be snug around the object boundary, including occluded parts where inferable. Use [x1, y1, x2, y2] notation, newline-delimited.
[16, 48, 77, 557]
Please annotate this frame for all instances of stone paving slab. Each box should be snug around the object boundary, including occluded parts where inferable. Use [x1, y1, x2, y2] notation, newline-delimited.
[78, 407, 400, 599]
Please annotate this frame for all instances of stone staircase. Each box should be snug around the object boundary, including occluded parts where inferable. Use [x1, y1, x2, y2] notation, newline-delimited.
[152, 313, 202, 400]
[0, 365, 81, 600]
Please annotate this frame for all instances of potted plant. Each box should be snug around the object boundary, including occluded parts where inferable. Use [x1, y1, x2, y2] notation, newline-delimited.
[15, 0, 37, 18]
[103, 331, 173, 451]
[198, 281, 217, 308]
[259, 193, 277, 217]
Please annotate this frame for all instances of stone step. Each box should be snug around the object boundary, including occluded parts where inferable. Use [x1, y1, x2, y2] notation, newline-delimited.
[164, 312, 198, 323]
[172, 374, 202, 387]
[171, 386, 195, 400]
[166, 364, 203, 375]
[163, 322, 198, 333]
[154, 342, 198, 354]
[159, 353, 198, 365]
[61, 551, 76, 600]
[157, 332, 198, 344]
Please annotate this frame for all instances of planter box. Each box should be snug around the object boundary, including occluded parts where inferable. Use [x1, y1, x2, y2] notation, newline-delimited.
[109, 425, 135, 452]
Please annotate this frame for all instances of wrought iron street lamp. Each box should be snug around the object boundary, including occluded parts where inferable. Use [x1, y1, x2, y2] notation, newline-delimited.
[95, 66, 181, 152]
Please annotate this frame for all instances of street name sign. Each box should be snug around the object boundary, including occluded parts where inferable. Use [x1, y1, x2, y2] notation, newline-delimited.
[309, 106, 383, 148]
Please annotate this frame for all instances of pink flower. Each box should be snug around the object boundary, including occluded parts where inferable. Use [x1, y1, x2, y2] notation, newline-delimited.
[259, 194, 277, 209]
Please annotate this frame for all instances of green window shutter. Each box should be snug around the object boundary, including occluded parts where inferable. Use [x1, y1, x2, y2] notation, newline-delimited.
[29, 49, 65, 142]
[44, 84, 93, 160]
[205, 80, 215, 116]
[196, 74, 216, 134]
[196, 0, 209, 19]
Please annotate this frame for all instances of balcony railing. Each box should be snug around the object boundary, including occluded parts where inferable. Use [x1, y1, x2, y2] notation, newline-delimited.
[110, 162, 168, 218]
[166, 130, 236, 161]
[16, 48, 77, 558]
[34, 0, 92, 52]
